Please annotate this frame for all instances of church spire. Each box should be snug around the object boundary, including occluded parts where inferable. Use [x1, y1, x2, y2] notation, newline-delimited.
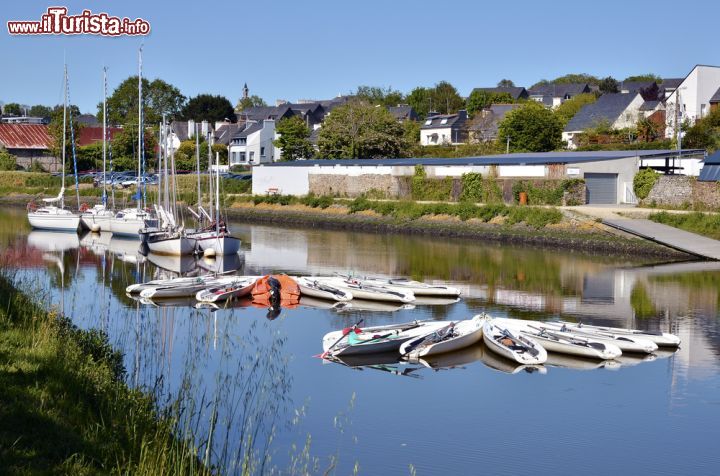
[242, 83, 249, 100]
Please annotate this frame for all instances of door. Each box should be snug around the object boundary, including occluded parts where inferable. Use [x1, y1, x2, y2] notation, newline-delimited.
[584, 173, 617, 204]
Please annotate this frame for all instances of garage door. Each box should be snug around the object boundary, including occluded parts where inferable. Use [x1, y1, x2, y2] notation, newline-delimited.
[585, 173, 617, 204]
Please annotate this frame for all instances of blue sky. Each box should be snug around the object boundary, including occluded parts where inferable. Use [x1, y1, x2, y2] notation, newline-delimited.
[2, 0, 719, 115]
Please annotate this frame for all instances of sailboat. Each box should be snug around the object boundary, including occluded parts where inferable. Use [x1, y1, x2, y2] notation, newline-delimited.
[80, 67, 114, 232]
[28, 65, 81, 232]
[193, 132, 241, 255]
[109, 47, 157, 238]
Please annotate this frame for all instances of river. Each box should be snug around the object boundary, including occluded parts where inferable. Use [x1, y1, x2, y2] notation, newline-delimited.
[1, 206, 719, 475]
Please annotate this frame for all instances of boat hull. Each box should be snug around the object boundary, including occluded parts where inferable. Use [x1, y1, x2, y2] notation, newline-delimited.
[482, 319, 547, 365]
[296, 277, 353, 302]
[317, 277, 414, 303]
[110, 217, 146, 237]
[195, 278, 257, 303]
[28, 212, 80, 232]
[401, 315, 486, 358]
[80, 212, 113, 231]
[146, 235, 197, 256]
[195, 232, 241, 255]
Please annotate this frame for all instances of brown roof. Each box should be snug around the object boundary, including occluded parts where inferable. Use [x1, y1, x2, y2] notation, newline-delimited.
[0, 124, 53, 150]
[78, 126, 123, 146]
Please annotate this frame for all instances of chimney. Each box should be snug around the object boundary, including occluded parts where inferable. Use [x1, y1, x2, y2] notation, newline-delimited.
[201, 120, 209, 138]
[276, 99, 288, 106]
[187, 119, 195, 139]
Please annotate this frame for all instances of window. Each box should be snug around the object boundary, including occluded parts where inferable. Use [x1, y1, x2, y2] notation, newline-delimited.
[701, 104, 707, 117]
[424, 119, 432, 125]
[240, 152, 246, 162]
[440, 118, 448, 125]
[249, 151, 255, 163]
[260, 146, 265, 157]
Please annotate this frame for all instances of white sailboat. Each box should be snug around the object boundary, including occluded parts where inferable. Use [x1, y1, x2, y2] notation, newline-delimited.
[28, 65, 81, 232]
[80, 67, 114, 232]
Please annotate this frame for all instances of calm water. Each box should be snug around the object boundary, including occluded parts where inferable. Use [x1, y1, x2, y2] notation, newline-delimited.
[1, 206, 719, 475]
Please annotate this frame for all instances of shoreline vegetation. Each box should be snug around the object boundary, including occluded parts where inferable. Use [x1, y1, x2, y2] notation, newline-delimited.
[0, 274, 210, 474]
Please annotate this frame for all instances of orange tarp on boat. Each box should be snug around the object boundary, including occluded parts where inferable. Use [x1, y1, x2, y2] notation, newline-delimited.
[251, 274, 301, 306]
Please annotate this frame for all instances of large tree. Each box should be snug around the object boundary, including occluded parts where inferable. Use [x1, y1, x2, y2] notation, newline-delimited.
[531, 73, 600, 89]
[3, 103, 23, 116]
[623, 74, 662, 84]
[354, 85, 404, 107]
[405, 87, 432, 119]
[430, 81, 465, 114]
[598, 76, 619, 94]
[554, 93, 597, 127]
[466, 90, 514, 115]
[274, 116, 313, 161]
[235, 95, 267, 112]
[182, 94, 236, 123]
[497, 102, 562, 152]
[317, 100, 410, 159]
[109, 123, 157, 171]
[497, 79, 515, 87]
[48, 104, 82, 170]
[29, 104, 52, 118]
[102, 76, 186, 126]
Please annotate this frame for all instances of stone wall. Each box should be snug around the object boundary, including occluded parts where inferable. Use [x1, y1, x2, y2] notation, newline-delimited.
[309, 174, 405, 198]
[646, 175, 720, 209]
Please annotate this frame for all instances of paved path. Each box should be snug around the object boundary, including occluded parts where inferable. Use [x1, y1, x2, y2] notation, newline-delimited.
[603, 218, 720, 260]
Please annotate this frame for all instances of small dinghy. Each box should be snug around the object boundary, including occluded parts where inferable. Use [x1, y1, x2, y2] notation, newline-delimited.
[494, 318, 621, 360]
[400, 314, 487, 359]
[322, 320, 447, 357]
[126, 276, 204, 294]
[296, 277, 353, 302]
[555, 321, 680, 347]
[140, 276, 236, 299]
[347, 276, 461, 297]
[195, 276, 258, 303]
[544, 322, 658, 354]
[482, 318, 547, 365]
[316, 277, 414, 303]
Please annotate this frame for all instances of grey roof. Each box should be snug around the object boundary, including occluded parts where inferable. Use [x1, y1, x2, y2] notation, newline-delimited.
[471, 86, 528, 100]
[699, 164, 720, 181]
[213, 123, 244, 145]
[260, 149, 704, 167]
[564, 93, 639, 131]
[421, 112, 467, 130]
[231, 122, 263, 140]
[639, 100, 662, 111]
[388, 105, 418, 121]
[528, 83, 590, 98]
[660, 78, 684, 90]
[77, 114, 99, 126]
[620, 80, 656, 93]
[704, 150, 720, 165]
[237, 105, 293, 122]
[468, 104, 522, 140]
[171, 121, 191, 141]
[710, 86, 720, 103]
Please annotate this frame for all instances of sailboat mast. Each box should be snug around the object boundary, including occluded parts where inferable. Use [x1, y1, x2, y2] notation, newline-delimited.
[196, 124, 201, 221]
[62, 65, 67, 208]
[214, 138, 220, 232]
[137, 46, 143, 211]
[102, 67, 107, 207]
[208, 131, 214, 223]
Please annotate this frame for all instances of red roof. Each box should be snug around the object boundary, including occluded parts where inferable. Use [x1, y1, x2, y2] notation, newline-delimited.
[0, 124, 53, 150]
[78, 126, 123, 146]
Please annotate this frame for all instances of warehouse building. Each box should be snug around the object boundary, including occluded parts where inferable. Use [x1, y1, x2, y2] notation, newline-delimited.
[252, 150, 704, 205]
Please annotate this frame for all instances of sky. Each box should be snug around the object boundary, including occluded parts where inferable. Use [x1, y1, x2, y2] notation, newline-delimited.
[2, 0, 719, 115]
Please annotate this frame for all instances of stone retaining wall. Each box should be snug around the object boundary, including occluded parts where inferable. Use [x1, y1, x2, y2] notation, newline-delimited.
[646, 175, 720, 209]
[309, 174, 405, 198]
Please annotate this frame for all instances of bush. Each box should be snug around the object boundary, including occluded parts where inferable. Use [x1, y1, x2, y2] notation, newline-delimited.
[459, 173, 483, 202]
[634, 167, 660, 200]
[411, 165, 453, 201]
[0, 148, 18, 171]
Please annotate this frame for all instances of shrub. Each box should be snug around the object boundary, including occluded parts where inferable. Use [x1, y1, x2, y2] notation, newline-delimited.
[634, 167, 660, 200]
[411, 165, 453, 201]
[0, 147, 18, 171]
[459, 173, 483, 202]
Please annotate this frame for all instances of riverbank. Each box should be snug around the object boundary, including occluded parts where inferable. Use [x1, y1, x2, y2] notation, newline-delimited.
[227, 200, 690, 259]
[0, 275, 209, 474]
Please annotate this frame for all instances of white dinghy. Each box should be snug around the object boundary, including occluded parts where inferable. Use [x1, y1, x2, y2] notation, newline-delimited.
[347, 276, 461, 297]
[555, 321, 680, 348]
[322, 320, 447, 357]
[400, 314, 487, 359]
[494, 318, 622, 360]
[482, 318, 547, 365]
[195, 276, 257, 303]
[315, 277, 414, 303]
[296, 277, 353, 302]
[140, 276, 237, 299]
[543, 322, 658, 354]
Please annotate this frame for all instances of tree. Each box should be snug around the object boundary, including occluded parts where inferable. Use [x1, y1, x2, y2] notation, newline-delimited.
[173, 138, 209, 171]
[405, 87, 432, 119]
[636, 116, 662, 142]
[531, 74, 600, 89]
[235, 95, 267, 112]
[0, 147, 17, 170]
[466, 90, 514, 116]
[430, 81, 465, 114]
[102, 76, 185, 126]
[3, 103, 22, 116]
[403, 119, 421, 145]
[497, 79, 515, 87]
[354, 86, 404, 107]
[48, 105, 82, 170]
[182, 94, 236, 123]
[624, 74, 662, 84]
[274, 116, 313, 161]
[497, 102, 562, 152]
[29, 105, 52, 118]
[77, 142, 103, 171]
[554, 93, 597, 127]
[598, 76, 619, 94]
[110, 123, 158, 171]
[317, 100, 410, 159]
[682, 108, 720, 151]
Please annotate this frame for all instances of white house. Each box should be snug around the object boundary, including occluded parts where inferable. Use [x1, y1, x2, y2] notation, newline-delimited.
[228, 120, 276, 166]
[420, 111, 468, 145]
[562, 93, 645, 149]
[664, 64, 720, 138]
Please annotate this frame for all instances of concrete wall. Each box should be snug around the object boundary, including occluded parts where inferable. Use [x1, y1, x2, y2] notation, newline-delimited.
[309, 174, 405, 198]
[646, 175, 720, 209]
[568, 156, 639, 204]
[665, 65, 720, 137]
[251, 165, 311, 195]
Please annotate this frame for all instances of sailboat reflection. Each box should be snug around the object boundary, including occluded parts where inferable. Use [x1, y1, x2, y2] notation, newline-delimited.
[27, 230, 79, 252]
[324, 352, 425, 378]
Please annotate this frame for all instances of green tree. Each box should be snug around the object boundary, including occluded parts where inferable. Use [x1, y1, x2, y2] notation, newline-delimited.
[636, 116, 661, 142]
[430, 81, 465, 114]
[466, 90, 514, 116]
[2, 103, 22, 116]
[29, 105, 52, 118]
[317, 100, 410, 159]
[403, 119, 421, 145]
[102, 76, 185, 126]
[354, 86, 404, 107]
[598, 76, 619, 94]
[182, 94, 236, 123]
[110, 123, 158, 171]
[531, 74, 600, 89]
[77, 142, 103, 171]
[497, 102, 562, 152]
[173, 138, 209, 171]
[624, 74, 662, 84]
[497, 79, 515, 87]
[274, 116, 313, 161]
[0, 147, 17, 170]
[48, 105, 82, 171]
[554, 93, 597, 127]
[405, 87, 432, 119]
[235, 95, 267, 112]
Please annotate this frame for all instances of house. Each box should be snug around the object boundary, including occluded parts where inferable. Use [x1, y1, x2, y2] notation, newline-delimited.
[664, 65, 720, 138]
[228, 120, 276, 166]
[562, 93, 645, 149]
[77, 126, 123, 146]
[167, 120, 213, 150]
[468, 104, 522, 142]
[709, 87, 720, 113]
[212, 121, 245, 146]
[0, 123, 56, 171]
[420, 111, 468, 145]
[388, 105, 418, 122]
[77, 114, 99, 126]
[528, 83, 591, 108]
[471, 86, 529, 101]
[0, 116, 47, 125]
[660, 78, 684, 100]
[619, 80, 656, 94]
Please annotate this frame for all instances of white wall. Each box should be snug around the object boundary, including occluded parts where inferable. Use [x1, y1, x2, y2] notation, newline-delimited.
[498, 165, 546, 177]
[568, 156, 639, 204]
[665, 65, 720, 137]
[252, 165, 310, 195]
[611, 93, 645, 129]
[229, 120, 276, 166]
[420, 127, 454, 145]
[640, 158, 703, 176]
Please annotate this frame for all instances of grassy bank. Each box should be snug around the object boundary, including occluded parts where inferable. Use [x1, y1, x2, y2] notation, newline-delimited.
[0, 274, 209, 474]
[649, 211, 720, 240]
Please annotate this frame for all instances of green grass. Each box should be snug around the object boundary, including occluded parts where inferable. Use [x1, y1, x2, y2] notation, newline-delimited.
[648, 211, 720, 240]
[0, 275, 209, 475]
